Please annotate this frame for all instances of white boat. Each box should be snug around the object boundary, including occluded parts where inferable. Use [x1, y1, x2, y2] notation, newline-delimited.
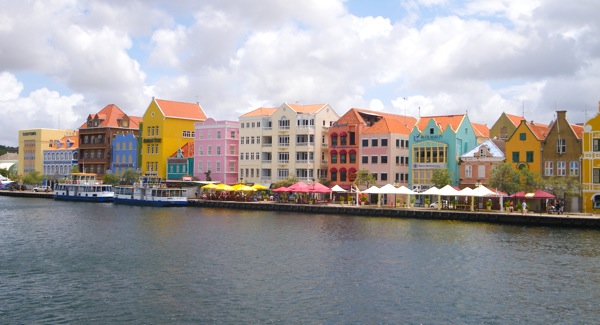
[54, 173, 114, 202]
[114, 176, 187, 207]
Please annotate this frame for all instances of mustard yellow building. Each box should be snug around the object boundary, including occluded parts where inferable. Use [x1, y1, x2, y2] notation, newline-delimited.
[505, 120, 549, 174]
[581, 103, 600, 213]
[18, 128, 77, 176]
[140, 98, 207, 178]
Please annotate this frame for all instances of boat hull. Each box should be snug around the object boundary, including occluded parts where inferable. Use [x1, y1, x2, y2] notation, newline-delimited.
[54, 194, 114, 203]
[113, 197, 187, 207]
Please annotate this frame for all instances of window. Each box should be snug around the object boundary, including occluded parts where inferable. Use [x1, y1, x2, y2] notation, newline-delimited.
[381, 173, 388, 181]
[519, 133, 526, 141]
[217, 131, 221, 139]
[594, 168, 600, 184]
[331, 136, 338, 146]
[331, 153, 337, 164]
[412, 143, 448, 163]
[500, 126, 508, 139]
[512, 152, 520, 163]
[340, 152, 346, 164]
[230, 146, 235, 155]
[557, 138, 566, 154]
[349, 132, 356, 145]
[479, 148, 487, 157]
[340, 135, 347, 146]
[594, 139, 600, 152]
[208, 146, 212, 155]
[230, 131, 236, 139]
[349, 152, 356, 163]
[381, 139, 388, 147]
[362, 139, 368, 147]
[216, 146, 221, 155]
[477, 165, 485, 178]
[570, 161, 579, 176]
[371, 139, 378, 147]
[278, 152, 289, 163]
[526, 151, 534, 163]
[381, 156, 388, 164]
[331, 171, 337, 181]
[465, 165, 472, 178]
[371, 156, 378, 164]
[340, 169, 347, 182]
[362, 156, 368, 164]
[557, 161, 566, 176]
[545, 161, 554, 176]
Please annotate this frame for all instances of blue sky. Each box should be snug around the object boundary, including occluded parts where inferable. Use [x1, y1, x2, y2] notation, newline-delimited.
[0, 0, 598, 146]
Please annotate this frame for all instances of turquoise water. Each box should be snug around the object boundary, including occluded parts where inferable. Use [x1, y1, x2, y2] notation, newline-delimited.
[1, 196, 600, 323]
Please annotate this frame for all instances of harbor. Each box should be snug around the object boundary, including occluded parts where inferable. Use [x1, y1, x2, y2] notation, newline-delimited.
[3, 190, 599, 229]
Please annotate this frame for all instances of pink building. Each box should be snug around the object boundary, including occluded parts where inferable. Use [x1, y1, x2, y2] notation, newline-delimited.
[194, 118, 240, 184]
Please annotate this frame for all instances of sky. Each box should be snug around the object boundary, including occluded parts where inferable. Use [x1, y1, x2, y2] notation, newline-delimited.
[0, 0, 598, 146]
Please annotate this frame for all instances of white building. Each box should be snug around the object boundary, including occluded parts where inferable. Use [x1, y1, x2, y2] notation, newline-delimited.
[238, 103, 339, 184]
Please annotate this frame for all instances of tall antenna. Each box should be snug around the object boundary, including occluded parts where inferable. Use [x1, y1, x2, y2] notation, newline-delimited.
[522, 101, 525, 118]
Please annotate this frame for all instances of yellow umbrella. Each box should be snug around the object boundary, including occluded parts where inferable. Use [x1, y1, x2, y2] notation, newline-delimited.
[216, 183, 235, 191]
[232, 184, 257, 192]
[252, 183, 269, 190]
[201, 183, 218, 189]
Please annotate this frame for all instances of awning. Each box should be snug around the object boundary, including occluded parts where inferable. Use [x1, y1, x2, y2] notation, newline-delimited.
[330, 167, 338, 173]
[330, 132, 338, 137]
[339, 132, 348, 137]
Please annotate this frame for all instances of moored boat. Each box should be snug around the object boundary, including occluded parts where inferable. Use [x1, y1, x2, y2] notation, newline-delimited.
[114, 176, 187, 207]
[54, 173, 114, 202]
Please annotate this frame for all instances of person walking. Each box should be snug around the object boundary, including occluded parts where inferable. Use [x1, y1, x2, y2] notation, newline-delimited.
[522, 200, 527, 214]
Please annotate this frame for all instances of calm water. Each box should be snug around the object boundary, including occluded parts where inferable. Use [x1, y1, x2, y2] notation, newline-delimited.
[1, 196, 600, 324]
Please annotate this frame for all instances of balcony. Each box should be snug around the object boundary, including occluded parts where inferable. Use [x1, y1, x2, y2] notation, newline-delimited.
[262, 143, 273, 147]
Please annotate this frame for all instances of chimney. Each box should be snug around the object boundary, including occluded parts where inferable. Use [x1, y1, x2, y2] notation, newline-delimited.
[557, 110, 566, 120]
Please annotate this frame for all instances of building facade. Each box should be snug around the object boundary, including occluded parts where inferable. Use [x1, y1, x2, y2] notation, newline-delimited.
[459, 139, 505, 188]
[139, 98, 207, 179]
[239, 103, 339, 185]
[489, 112, 525, 141]
[43, 133, 79, 179]
[409, 114, 478, 190]
[505, 120, 549, 174]
[167, 142, 194, 180]
[111, 133, 138, 176]
[194, 118, 240, 184]
[78, 104, 141, 178]
[18, 128, 77, 175]
[581, 103, 600, 213]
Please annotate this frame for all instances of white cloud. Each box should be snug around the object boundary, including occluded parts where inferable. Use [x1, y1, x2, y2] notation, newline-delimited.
[0, 0, 598, 148]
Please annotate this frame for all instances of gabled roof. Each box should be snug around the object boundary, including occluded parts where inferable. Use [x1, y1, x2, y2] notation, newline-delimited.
[334, 108, 417, 129]
[416, 114, 466, 133]
[471, 122, 490, 138]
[571, 124, 583, 139]
[286, 103, 327, 114]
[170, 141, 194, 158]
[240, 107, 277, 118]
[80, 104, 141, 129]
[363, 116, 412, 135]
[505, 113, 525, 127]
[47, 134, 79, 151]
[155, 99, 207, 121]
[461, 139, 505, 158]
[527, 121, 550, 140]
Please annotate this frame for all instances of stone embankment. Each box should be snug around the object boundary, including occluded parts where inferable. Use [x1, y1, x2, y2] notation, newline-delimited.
[2, 190, 598, 228]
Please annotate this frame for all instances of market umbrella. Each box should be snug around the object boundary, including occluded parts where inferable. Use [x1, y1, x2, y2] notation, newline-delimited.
[201, 183, 218, 190]
[232, 184, 257, 192]
[272, 186, 290, 192]
[215, 183, 235, 191]
[252, 183, 269, 190]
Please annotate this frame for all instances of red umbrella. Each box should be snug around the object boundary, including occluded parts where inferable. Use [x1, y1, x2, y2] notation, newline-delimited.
[307, 182, 332, 193]
[512, 189, 555, 199]
[272, 186, 290, 192]
[287, 181, 309, 192]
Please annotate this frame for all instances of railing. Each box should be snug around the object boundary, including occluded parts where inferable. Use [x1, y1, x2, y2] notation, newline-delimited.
[278, 143, 290, 147]
[262, 143, 272, 147]
[262, 160, 272, 164]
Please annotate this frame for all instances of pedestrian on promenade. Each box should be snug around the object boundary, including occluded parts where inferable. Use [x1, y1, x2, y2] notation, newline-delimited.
[522, 200, 527, 214]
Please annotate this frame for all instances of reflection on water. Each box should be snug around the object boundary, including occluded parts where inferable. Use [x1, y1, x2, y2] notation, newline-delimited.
[1, 196, 600, 323]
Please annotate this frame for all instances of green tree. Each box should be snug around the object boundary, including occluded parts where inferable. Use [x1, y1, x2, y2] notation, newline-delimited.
[21, 171, 45, 185]
[431, 168, 452, 188]
[70, 166, 80, 173]
[121, 168, 140, 185]
[488, 162, 522, 195]
[0, 168, 8, 178]
[353, 169, 376, 189]
[271, 175, 299, 189]
[542, 175, 581, 199]
[518, 166, 542, 193]
[102, 173, 120, 185]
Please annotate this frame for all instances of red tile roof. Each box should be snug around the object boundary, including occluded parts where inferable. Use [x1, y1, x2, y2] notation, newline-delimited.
[241, 107, 277, 117]
[79, 104, 141, 129]
[363, 116, 412, 135]
[471, 122, 490, 138]
[155, 99, 207, 121]
[335, 108, 417, 129]
[506, 113, 525, 127]
[170, 141, 194, 158]
[416, 114, 466, 133]
[571, 124, 583, 139]
[526, 121, 549, 140]
[287, 103, 327, 114]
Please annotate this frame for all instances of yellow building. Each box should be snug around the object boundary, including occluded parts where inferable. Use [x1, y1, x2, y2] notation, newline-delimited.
[18, 128, 77, 176]
[581, 103, 600, 213]
[505, 120, 549, 174]
[140, 98, 207, 178]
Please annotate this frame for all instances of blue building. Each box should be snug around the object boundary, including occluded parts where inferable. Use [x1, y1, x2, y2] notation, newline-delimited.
[111, 133, 138, 176]
[409, 114, 478, 190]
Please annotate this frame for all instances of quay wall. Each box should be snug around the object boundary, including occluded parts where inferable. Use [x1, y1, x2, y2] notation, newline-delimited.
[1, 190, 599, 229]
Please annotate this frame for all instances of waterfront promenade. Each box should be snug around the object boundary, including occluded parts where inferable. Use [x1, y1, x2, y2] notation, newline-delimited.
[3, 189, 599, 229]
